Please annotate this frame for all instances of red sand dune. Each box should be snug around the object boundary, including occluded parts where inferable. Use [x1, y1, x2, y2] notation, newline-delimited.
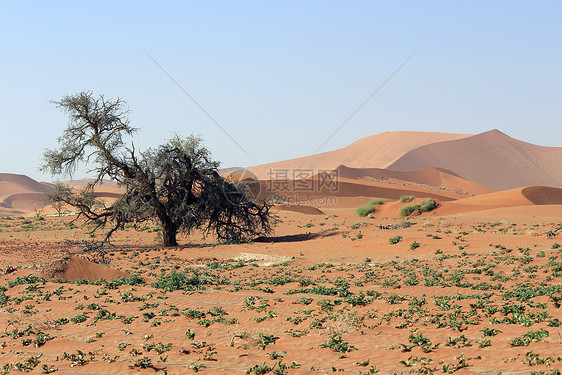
[41, 255, 128, 282]
[0, 175, 126, 216]
[258, 175, 463, 208]
[1, 192, 50, 211]
[0, 207, 24, 216]
[0, 173, 52, 196]
[437, 186, 562, 215]
[0, 173, 53, 214]
[334, 165, 493, 196]
[247, 131, 471, 179]
[387, 129, 562, 190]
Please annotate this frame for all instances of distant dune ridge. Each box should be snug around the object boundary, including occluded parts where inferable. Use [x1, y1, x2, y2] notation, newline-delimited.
[0, 174, 122, 216]
[248, 129, 562, 191]
[2, 129, 562, 217]
[248, 131, 471, 180]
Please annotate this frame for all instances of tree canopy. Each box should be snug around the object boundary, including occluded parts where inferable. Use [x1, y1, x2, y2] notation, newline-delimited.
[42, 91, 272, 247]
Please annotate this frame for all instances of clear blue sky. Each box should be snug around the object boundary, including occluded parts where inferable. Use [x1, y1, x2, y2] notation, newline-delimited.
[1, 1, 561, 181]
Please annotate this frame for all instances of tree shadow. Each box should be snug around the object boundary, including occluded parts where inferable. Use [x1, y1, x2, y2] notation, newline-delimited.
[254, 231, 339, 243]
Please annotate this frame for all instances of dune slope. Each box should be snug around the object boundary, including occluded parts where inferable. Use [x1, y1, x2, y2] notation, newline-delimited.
[437, 186, 562, 215]
[0, 173, 51, 195]
[0, 173, 53, 213]
[334, 165, 493, 196]
[248, 131, 471, 179]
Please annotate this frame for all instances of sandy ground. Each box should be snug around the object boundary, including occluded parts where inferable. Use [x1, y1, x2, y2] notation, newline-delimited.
[0, 202, 561, 374]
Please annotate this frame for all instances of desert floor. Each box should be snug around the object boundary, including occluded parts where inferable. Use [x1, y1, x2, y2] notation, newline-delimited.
[0, 205, 561, 374]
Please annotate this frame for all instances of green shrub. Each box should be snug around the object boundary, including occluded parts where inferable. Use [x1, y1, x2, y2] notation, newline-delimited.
[355, 199, 384, 217]
[356, 206, 373, 217]
[400, 199, 437, 217]
[419, 199, 437, 212]
[400, 205, 418, 217]
[399, 195, 414, 203]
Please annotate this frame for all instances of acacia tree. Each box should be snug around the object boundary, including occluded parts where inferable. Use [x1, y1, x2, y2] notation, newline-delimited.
[41, 91, 272, 246]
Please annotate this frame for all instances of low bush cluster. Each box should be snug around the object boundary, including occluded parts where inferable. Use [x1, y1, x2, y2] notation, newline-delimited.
[356, 199, 384, 217]
[400, 199, 438, 217]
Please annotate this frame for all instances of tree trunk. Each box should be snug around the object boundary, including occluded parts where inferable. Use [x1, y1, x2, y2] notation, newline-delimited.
[161, 218, 178, 247]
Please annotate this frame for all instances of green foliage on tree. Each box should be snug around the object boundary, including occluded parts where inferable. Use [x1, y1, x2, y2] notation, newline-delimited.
[42, 91, 272, 246]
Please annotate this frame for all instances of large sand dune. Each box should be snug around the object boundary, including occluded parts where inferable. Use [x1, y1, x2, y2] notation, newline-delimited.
[3, 129, 560, 219]
[0, 174, 125, 216]
[387, 129, 562, 190]
[248, 131, 471, 179]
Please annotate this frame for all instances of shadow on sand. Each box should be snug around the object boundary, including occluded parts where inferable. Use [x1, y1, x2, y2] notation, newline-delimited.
[254, 230, 340, 243]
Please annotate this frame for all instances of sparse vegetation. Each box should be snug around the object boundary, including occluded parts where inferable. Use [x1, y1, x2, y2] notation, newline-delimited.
[1, 187, 561, 373]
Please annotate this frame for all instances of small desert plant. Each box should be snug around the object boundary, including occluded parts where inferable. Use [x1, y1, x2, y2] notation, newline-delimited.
[246, 362, 272, 374]
[188, 362, 206, 372]
[63, 350, 88, 366]
[481, 327, 501, 336]
[185, 328, 196, 340]
[257, 334, 278, 350]
[41, 364, 57, 373]
[404, 329, 438, 352]
[320, 333, 357, 353]
[131, 357, 153, 369]
[389, 236, 403, 245]
[510, 328, 549, 346]
[267, 351, 287, 359]
[477, 338, 491, 347]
